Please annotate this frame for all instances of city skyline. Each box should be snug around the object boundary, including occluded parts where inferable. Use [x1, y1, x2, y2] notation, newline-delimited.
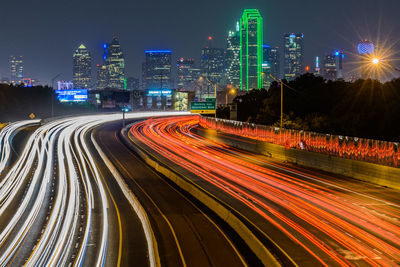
[0, 0, 399, 85]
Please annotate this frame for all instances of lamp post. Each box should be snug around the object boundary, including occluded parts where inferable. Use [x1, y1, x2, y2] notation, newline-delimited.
[226, 88, 236, 105]
[51, 73, 62, 118]
[269, 74, 285, 129]
[200, 76, 217, 118]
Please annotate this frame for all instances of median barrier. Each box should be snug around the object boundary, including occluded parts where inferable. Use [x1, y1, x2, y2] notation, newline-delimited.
[198, 126, 400, 190]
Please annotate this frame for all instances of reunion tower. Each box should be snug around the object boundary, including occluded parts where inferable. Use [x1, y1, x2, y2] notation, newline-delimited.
[357, 40, 375, 79]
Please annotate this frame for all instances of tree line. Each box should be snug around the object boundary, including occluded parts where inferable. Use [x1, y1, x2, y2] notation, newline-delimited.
[222, 74, 400, 142]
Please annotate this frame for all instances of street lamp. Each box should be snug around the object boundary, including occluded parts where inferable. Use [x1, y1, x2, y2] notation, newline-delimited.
[269, 74, 285, 129]
[51, 73, 62, 118]
[200, 76, 217, 118]
[226, 88, 236, 105]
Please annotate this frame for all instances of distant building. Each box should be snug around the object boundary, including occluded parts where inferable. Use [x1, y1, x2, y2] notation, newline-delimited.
[324, 54, 337, 80]
[226, 22, 240, 87]
[323, 50, 344, 80]
[104, 37, 126, 89]
[96, 64, 108, 90]
[262, 45, 280, 88]
[283, 33, 304, 80]
[10, 55, 23, 85]
[57, 80, 74, 90]
[126, 77, 139, 91]
[142, 50, 172, 90]
[176, 58, 197, 90]
[200, 46, 225, 86]
[73, 44, 92, 89]
[314, 56, 321, 75]
[240, 9, 263, 90]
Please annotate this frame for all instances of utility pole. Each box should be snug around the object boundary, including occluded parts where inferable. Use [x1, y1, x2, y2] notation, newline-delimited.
[51, 73, 62, 118]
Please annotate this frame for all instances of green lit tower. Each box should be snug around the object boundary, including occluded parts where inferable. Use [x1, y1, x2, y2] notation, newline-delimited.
[240, 9, 263, 91]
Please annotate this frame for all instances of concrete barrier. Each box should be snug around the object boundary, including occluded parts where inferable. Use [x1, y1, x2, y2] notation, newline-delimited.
[91, 131, 161, 267]
[199, 128, 400, 190]
[121, 126, 283, 267]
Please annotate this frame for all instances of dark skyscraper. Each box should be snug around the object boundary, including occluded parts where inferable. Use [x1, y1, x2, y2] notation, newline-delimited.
[240, 9, 263, 91]
[73, 44, 92, 89]
[283, 33, 304, 80]
[176, 58, 197, 90]
[323, 50, 344, 80]
[142, 50, 172, 90]
[200, 46, 225, 86]
[126, 77, 139, 91]
[104, 36, 126, 90]
[324, 54, 337, 80]
[262, 45, 280, 87]
[226, 22, 240, 88]
[9, 55, 23, 85]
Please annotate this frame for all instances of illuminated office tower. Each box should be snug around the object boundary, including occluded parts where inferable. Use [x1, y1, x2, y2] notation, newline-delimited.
[314, 56, 321, 75]
[104, 36, 126, 89]
[96, 64, 108, 89]
[200, 46, 225, 86]
[142, 50, 172, 90]
[177, 58, 196, 90]
[73, 44, 92, 89]
[226, 22, 240, 87]
[283, 33, 304, 80]
[240, 9, 263, 90]
[10, 55, 23, 85]
[262, 45, 280, 88]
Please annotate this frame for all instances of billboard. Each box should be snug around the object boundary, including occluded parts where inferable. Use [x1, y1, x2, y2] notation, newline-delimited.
[147, 89, 172, 97]
[55, 89, 88, 103]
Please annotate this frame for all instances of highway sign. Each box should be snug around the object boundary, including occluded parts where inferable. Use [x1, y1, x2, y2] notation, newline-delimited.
[205, 98, 216, 102]
[190, 101, 216, 114]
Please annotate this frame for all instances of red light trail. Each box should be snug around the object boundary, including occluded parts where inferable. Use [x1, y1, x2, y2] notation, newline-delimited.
[130, 115, 400, 266]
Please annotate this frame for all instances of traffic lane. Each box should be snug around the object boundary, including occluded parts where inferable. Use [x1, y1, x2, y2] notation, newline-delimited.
[129, 117, 400, 266]
[95, 121, 247, 267]
[87, 127, 149, 267]
[206, 128, 400, 205]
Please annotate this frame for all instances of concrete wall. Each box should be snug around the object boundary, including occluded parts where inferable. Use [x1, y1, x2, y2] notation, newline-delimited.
[199, 128, 400, 190]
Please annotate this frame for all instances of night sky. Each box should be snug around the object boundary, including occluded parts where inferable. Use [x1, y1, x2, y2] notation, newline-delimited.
[1, 0, 399, 85]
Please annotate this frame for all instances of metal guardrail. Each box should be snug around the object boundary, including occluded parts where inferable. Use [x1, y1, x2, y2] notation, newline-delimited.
[199, 116, 400, 168]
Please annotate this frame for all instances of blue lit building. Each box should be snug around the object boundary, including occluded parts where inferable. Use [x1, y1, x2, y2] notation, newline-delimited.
[262, 45, 280, 88]
[142, 50, 172, 91]
[103, 37, 126, 90]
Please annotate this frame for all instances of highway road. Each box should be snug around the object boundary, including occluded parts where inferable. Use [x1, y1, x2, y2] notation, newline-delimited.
[128, 115, 400, 267]
[93, 120, 250, 267]
[0, 112, 186, 266]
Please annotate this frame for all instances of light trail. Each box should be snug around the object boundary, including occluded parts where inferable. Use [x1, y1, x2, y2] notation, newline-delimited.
[0, 112, 187, 266]
[0, 120, 40, 175]
[129, 115, 400, 267]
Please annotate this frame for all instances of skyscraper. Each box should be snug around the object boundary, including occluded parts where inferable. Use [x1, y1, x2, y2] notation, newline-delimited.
[323, 50, 344, 81]
[314, 56, 321, 75]
[104, 36, 126, 90]
[226, 22, 240, 87]
[200, 46, 225, 86]
[240, 9, 263, 91]
[283, 33, 304, 80]
[10, 55, 23, 85]
[73, 44, 92, 89]
[324, 54, 337, 80]
[96, 64, 108, 90]
[177, 58, 197, 90]
[142, 50, 172, 90]
[262, 45, 280, 88]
